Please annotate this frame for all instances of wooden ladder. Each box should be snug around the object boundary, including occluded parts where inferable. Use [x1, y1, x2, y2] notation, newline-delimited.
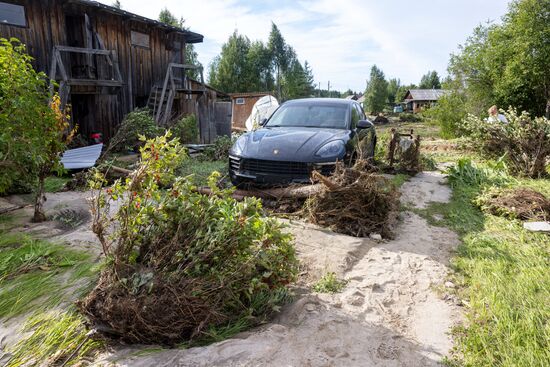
[155, 63, 206, 126]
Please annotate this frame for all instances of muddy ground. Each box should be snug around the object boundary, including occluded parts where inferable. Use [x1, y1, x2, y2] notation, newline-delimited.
[0, 171, 463, 366]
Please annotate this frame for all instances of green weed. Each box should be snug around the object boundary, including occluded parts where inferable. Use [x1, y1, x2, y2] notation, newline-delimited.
[313, 272, 348, 293]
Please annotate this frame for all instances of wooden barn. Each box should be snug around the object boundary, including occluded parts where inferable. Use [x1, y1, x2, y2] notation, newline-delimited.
[0, 0, 230, 142]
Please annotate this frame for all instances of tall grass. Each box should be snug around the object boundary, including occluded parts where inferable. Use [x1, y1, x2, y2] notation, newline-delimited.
[422, 160, 550, 366]
[6, 310, 103, 367]
[0, 234, 94, 318]
[0, 233, 102, 366]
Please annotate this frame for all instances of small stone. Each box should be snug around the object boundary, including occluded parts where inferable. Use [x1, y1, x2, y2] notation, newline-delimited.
[370, 233, 382, 241]
[444, 281, 456, 289]
[305, 303, 317, 312]
[523, 221, 550, 232]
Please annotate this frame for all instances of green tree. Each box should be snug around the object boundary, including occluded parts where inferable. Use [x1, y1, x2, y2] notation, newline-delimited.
[0, 39, 73, 221]
[364, 65, 388, 114]
[449, 0, 550, 117]
[158, 8, 202, 80]
[423, 92, 467, 138]
[246, 41, 274, 91]
[419, 71, 441, 89]
[268, 23, 291, 99]
[387, 78, 401, 105]
[282, 59, 313, 100]
[208, 31, 252, 92]
[303, 61, 316, 97]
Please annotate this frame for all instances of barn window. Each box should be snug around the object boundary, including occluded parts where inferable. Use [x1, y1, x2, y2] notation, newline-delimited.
[235, 98, 245, 105]
[131, 30, 150, 48]
[0, 2, 26, 27]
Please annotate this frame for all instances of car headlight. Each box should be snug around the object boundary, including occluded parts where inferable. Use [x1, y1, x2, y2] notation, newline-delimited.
[231, 135, 247, 155]
[315, 140, 345, 158]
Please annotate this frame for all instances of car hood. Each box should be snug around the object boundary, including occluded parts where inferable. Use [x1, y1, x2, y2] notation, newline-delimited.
[235, 127, 350, 162]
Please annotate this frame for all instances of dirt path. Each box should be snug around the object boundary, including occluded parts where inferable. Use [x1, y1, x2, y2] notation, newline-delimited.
[102, 171, 462, 367]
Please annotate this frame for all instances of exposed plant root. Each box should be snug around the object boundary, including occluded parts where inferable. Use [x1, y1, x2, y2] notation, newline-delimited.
[475, 187, 550, 221]
[304, 161, 400, 238]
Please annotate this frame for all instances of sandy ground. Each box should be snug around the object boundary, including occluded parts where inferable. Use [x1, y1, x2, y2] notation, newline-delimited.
[0, 171, 462, 366]
[95, 171, 462, 367]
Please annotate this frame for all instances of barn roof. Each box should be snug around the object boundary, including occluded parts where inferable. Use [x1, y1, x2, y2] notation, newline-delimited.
[404, 89, 449, 101]
[68, 0, 204, 43]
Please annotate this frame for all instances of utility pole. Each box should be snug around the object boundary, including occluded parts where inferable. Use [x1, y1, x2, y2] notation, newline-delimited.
[327, 81, 331, 97]
[318, 82, 321, 97]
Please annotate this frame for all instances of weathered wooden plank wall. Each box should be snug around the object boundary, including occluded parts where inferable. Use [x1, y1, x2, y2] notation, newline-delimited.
[0, 0, 188, 141]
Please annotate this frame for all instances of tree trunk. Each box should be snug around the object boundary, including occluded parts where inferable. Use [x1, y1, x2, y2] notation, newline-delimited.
[33, 174, 47, 222]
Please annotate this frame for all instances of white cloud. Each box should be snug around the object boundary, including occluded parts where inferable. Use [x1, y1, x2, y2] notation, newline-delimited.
[100, 0, 509, 92]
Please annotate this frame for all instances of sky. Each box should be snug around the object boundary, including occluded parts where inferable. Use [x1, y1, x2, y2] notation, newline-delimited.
[99, 0, 511, 92]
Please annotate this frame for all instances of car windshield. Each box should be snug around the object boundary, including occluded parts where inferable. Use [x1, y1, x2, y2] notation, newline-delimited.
[266, 104, 349, 129]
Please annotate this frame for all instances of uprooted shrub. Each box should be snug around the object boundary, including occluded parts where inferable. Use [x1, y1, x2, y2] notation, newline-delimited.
[474, 187, 550, 221]
[460, 109, 550, 178]
[170, 114, 199, 144]
[304, 161, 400, 238]
[79, 133, 298, 345]
[106, 108, 163, 153]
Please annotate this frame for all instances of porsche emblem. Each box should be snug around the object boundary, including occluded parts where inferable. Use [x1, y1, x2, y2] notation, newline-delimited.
[273, 149, 279, 155]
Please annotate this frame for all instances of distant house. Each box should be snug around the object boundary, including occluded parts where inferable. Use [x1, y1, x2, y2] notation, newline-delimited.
[403, 89, 449, 113]
[344, 94, 359, 101]
[230, 92, 271, 130]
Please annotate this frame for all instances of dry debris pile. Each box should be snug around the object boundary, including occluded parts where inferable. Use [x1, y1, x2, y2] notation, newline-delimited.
[304, 162, 400, 238]
[475, 187, 550, 221]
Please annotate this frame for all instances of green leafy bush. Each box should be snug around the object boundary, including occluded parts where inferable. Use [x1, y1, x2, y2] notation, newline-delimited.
[0, 38, 74, 221]
[423, 92, 467, 138]
[107, 108, 163, 153]
[399, 112, 423, 123]
[446, 158, 512, 188]
[201, 135, 233, 161]
[460, 109, 550, 177]
[171, 114, 199, 144]
[80, 133, 298, 345]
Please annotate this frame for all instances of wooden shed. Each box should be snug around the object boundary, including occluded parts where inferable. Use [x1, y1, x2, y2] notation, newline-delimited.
[230, 92, 271, 130]
[0, 0, 229, 142]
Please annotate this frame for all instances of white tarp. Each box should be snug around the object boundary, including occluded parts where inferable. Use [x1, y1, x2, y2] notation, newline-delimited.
[245, 95, 279, 131]
[60, 143, 103, 170]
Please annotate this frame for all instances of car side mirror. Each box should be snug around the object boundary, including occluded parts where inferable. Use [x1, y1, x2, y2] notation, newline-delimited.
[357, 120, 374, 129]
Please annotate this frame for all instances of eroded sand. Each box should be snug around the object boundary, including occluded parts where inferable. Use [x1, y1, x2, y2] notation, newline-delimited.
[97, 171, 463, 366]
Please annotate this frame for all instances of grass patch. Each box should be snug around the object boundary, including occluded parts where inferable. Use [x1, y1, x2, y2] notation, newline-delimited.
[0, 233, 95, 318]
[421, 162, 550, 366]
[0, 233, 102, 366]
[391, 173, 410, 188]
[6, 310, 103, 367]
[44, 176, 70, 193]
[313, 272, 348, 293]
[176, 159, 227, 186]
